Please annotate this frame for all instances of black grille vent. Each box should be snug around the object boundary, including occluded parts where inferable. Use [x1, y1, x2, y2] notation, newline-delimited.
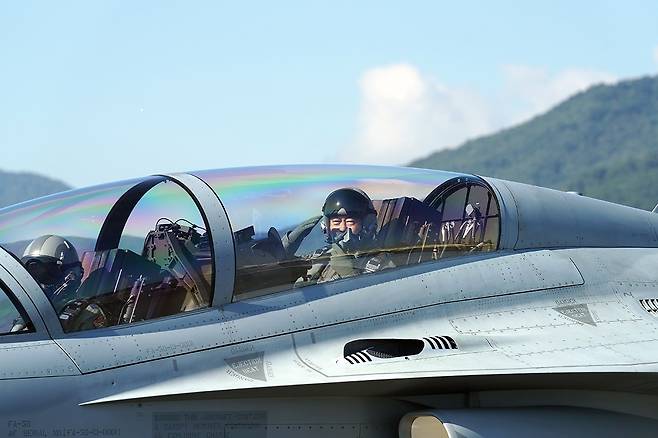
[344, 352, 372, 364]
[342, 336, 458, 365]
[343, 338, 424, 364]
[423, 336, 458, 350]
[640, 299, 658, 314]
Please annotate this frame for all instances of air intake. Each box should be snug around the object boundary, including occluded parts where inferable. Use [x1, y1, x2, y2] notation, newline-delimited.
[344, 338, 425, 362]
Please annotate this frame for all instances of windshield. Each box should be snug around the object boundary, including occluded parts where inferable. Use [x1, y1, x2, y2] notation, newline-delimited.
[0, 176, 214, 332]
[0, 179, 141, 258]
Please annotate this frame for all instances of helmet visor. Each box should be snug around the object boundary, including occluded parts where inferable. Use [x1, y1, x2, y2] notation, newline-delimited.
[322, 188, 376, 218]
[22, 256, 63, 285]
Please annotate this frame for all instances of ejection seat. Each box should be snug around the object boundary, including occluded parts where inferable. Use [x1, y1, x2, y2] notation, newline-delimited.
[372, 197, 443, 266]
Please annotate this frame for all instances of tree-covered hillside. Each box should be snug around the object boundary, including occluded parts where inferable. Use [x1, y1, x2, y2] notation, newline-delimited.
[0, 170, 71, 208]
[410, 75, 658, 210]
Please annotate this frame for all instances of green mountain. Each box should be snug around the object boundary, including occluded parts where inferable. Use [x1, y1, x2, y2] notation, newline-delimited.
[0, 170, 71, 208]
[409, 75, 658, 210]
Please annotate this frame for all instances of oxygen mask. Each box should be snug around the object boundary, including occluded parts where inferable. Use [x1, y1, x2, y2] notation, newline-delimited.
[331, 227, 361, 254]
[22, 256, 64, 286]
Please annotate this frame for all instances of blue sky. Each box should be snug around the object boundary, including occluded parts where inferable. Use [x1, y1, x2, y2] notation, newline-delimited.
[1, 1, 657, 187]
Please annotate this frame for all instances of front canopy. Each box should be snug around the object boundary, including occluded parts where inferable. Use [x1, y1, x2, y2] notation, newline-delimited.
[0, 176, 214, 332]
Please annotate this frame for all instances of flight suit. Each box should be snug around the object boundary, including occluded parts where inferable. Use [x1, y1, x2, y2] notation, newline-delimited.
[304, 244, 395, 284]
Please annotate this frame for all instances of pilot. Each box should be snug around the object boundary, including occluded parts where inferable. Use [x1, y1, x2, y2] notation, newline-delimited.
[21, 235, 83, 313]
[304, 188, 394, 284]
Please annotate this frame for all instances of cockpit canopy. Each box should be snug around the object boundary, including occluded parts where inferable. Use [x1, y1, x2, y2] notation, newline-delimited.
[195, 167, 500, 298]
[0, 165, 501, 332]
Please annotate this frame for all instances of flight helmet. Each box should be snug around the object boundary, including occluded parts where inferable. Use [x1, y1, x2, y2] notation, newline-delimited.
[21, 235, 81, 286]
[321, 188, 378, 252]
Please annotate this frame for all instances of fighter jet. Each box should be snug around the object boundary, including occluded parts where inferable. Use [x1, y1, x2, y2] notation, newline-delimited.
[0, 164, 657, 438]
